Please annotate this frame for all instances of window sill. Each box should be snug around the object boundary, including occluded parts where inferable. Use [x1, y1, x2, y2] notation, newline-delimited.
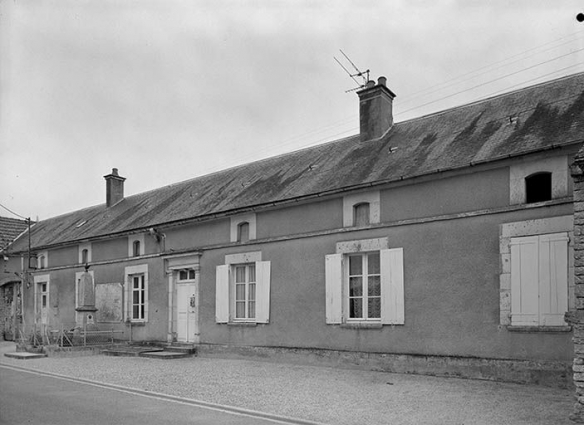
[506, 325, 571, 333]
[127, 321, 146, 327]
[227, 322, 257, 327]
[340, 322, 383, 329]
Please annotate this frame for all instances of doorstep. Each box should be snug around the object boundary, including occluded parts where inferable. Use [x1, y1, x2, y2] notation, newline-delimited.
[4, 352, 47, 360]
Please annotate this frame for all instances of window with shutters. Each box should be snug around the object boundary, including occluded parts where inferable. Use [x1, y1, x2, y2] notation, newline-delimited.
[509, 233, 568, 327]
[215, 251, 270, 324]
[325, 238, 404, 325]
[124, 264, 148, 322]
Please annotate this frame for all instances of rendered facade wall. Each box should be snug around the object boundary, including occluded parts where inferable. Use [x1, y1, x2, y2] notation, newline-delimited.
[17, 149, 577, 384]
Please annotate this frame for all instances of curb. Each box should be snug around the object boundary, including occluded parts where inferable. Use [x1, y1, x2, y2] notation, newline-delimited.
[0, 363, 326, 425]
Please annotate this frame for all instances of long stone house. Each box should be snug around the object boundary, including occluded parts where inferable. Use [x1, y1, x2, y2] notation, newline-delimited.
[6, 71, 584, 386]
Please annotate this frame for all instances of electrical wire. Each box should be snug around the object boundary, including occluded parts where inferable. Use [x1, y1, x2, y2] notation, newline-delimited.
[396, 47, 584, 117]
[0, 202, 28, 220]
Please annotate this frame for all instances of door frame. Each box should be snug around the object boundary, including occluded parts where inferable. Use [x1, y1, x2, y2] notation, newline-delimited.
[165, 253, 201, 343]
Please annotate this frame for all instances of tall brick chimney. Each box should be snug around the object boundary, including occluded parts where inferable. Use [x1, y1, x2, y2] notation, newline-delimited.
[104, 168, 126, 207]
[358, 76, 396, 142]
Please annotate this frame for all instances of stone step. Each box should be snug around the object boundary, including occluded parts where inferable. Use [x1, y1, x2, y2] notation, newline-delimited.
[164, 344, 197, 355]
[4, 352, 47, 360]
[102, 347, 164, 357]
[139, 351, 190, 360]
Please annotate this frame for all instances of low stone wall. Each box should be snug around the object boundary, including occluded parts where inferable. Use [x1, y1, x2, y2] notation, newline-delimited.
[196, 343, 571, 388]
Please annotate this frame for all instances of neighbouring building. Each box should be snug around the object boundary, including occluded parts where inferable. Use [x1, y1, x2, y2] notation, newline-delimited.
[0, 216, 29, 340]
[6, 71, 584, 387]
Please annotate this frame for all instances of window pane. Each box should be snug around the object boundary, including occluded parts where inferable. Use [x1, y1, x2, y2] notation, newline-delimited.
[133, 305, 139, 318]
[368, 253, 380, 274]
[140, 305, 145, 319]
[368, 276, 381, 296]
[179, 270, 187, 280]
[236, 301, 245, 318]
[249, 283, 256, 302]
[349, 256, 362, 275]
[133, 277, 139, 289]
[248, 265, 256, 283]
[42, 295, 47, 308]
[349, 277, 363, 296]
[248, 301, 256, 319]
[368, 298, 381, 318]
[133, 291, 140, 304]
[188, 270, 196, 280]
[235, 266, 245, 283]
[350, 298, 362, 318]
[235, 283, 245, 302]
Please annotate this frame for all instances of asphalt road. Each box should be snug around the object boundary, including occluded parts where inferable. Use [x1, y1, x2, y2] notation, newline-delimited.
[0, 365, 308, 425]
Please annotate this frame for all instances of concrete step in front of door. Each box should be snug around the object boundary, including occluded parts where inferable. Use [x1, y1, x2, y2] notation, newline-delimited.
[4, 351, 47, 360]
[138, 350, 192, 359]
[164, 343, 197, 355]
[102, 346, 165, 357]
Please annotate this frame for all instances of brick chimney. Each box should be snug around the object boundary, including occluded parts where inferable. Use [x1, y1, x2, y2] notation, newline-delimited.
[358, 76, 396, 142]
[104, 168, 126, 207]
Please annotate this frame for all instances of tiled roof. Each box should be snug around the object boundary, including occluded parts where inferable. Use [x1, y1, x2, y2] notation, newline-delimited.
[0, 216, 29, 251]
[10, 72, 584, 251]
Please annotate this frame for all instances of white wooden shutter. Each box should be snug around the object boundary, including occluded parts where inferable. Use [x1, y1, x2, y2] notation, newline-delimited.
[325, 254, 343, 324]
[539, 233, 568, 326]
[510, 236, 539, 326]
[255, 261, 271, 323]
[380, 248, 405, 325]
[215, 265, 230, 323]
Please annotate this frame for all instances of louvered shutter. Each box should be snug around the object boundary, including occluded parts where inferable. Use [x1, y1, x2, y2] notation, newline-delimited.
[325, 254, 343, 324]
[510, 236, 539, 326]
[538, 233, 568, 326]
[380, 248, 405, 325]
[215, 265, 230, 323]
[255, 261, 271, 323]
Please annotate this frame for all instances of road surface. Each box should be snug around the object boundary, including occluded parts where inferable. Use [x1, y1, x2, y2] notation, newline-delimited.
[0, 365, 312, 425]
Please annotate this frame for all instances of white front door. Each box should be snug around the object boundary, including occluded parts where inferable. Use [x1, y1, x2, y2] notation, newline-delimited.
[176, 283, 197, 342]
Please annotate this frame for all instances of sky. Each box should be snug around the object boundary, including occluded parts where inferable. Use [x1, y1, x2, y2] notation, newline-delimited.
[1, 0, 583, 221]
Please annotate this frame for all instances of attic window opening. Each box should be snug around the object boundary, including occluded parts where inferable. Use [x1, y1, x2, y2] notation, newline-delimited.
[237, 222, 250, 243]
[81, 249, 89, 264]
[525, 172, 552, 204]
[353, 203, 370, 227]
[133, 240, 141, 257]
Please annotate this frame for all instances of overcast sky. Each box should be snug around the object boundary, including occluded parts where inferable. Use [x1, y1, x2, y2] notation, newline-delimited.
[1, 0, 583, 221]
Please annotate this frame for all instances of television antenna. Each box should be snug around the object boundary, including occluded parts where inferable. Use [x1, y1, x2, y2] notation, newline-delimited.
[334, 49, 370, 93]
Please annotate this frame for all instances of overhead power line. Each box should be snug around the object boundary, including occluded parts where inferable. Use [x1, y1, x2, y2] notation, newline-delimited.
[0, 202, 28, 220]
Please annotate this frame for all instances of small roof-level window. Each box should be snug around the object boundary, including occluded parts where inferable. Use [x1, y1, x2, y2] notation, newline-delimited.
[237, 222, 250, 243]
[38, 255, 46, 269]
[353, 203, 370, 227]
[525, 172, 552, 204]
[133, 240, 141, 257]
[81, 249, 89, 264]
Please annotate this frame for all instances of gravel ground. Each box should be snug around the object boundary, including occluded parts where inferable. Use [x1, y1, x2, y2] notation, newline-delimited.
[0, 342, 575, 425]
